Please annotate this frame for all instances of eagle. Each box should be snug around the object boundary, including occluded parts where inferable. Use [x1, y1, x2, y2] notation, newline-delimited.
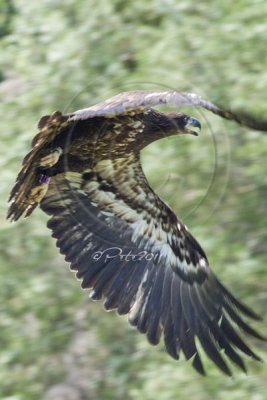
[7, 90, 267, 375]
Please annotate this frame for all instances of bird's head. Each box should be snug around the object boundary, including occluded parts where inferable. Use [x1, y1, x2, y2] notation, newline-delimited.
[183, 116, 202, 136]
[164, 112, 201, 137]
[139, 110, 201, 150]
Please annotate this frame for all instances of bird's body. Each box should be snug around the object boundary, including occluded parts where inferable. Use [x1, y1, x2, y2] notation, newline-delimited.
[7, 90, 267, 375]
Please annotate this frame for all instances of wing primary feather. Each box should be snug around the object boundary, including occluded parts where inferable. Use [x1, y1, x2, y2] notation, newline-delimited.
[56, 226, 86, 254]
[161, 271, 180, 359]
[183, 282, 232, 375]
[179, 282, 203, 371]
[169, 276, 183, 354]
[195, 318, 232, 376]
[190, 285, 247, 372]
[223, 301, 267, 341]
[48, 214, 69, 231]
[117, 263, 145, 315]
[145, 266, 165, 345]
[89, 258, 120, 300]
[78, 256, 106, 288]
[180, 281, 197, 330]
[193, 280, 261, 366]
[160, 269, 173, 325]
[105, 265, 143, 315]
[163, 311, 180, 360]
[197, 283, 221, 321]
[192, 354, 206, 376]
[216, 279, 262, 320]
[50, 223, 74, 240]
[220, 316, 262, 362]
[104, 261, 135, 310]
[133, 264, 157, 333]
[170, 276, 182, 335]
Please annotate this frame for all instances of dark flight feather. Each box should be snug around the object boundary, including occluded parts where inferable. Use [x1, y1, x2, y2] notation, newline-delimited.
[7, 90, 267, 375]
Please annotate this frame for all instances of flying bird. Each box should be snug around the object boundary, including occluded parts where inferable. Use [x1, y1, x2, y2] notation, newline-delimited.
[7, 90, 267, 375]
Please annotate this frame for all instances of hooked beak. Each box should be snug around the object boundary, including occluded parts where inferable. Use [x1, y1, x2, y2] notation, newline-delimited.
[185, 117, 201, 136]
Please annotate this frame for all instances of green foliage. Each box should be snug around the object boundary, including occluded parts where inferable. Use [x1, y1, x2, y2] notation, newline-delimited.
[1, 0, 267, 399]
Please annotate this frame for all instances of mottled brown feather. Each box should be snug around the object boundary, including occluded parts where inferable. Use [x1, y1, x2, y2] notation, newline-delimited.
[7, 90, 267, 375]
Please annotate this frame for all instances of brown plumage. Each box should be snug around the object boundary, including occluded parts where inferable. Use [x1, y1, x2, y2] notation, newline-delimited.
[7, 90, 267, 375]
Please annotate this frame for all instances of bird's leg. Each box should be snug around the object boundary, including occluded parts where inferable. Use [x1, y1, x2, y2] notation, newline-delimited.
[38, 147, 63, 168]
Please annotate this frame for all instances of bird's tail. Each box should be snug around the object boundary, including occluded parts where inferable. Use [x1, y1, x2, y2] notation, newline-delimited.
[7, 111, 69, 222]
[7, 160, 49, 221]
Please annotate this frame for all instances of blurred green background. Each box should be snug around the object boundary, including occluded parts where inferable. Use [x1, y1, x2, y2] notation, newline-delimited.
[1, 0, 267, 399]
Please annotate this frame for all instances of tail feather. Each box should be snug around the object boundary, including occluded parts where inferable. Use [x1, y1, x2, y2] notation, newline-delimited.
[7, 111, 69, 222]
[7, 168, 42, 221]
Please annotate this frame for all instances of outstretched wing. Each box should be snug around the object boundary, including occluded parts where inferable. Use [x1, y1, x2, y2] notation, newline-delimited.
[72, 90, 267, 132]
[41, 156, 265, 375]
